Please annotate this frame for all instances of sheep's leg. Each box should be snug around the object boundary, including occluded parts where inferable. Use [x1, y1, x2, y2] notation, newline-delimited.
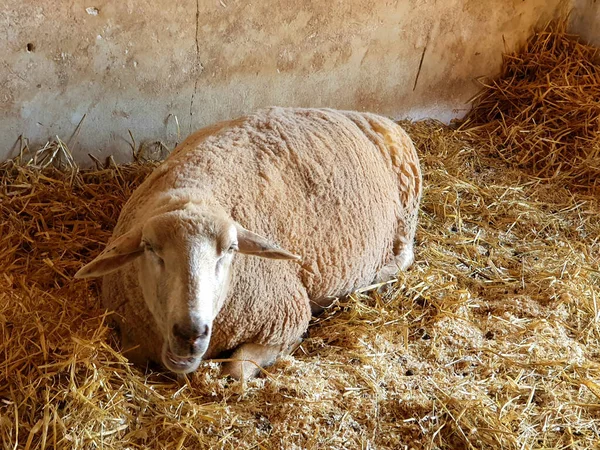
[377, 140, 421, 285]
[222, 340, 300, 380]
[375, 238, 414, 283]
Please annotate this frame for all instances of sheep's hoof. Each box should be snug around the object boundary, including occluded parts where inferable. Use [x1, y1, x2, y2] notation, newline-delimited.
[221, 342, 293, 380]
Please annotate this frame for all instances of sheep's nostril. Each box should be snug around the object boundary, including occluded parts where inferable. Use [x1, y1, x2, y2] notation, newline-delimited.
[172, 323, 187, 341]
[196, 323, 210, 339]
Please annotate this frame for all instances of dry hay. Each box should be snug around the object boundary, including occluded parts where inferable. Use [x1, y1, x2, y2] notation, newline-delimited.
[458, 19, 600, 191]
[1, 120, 600, 449]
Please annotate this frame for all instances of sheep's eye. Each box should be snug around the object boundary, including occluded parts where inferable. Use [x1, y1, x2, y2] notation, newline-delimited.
[228, 242, 239, 253]
[144, 242, 164, 263]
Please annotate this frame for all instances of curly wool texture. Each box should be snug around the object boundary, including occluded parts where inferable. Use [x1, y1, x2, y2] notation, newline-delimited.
[104, 107, 422, 364]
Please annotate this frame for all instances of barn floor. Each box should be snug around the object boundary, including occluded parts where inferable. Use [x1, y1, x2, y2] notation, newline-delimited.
[1, 117, 599, 449]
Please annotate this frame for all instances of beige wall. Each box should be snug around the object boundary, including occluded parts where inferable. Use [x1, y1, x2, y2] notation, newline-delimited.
[0, 0, 566, 163]
[571, 0, 600, 46]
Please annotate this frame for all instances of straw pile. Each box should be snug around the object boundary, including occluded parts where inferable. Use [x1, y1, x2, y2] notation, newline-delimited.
[2, 117, 600, 448]
[459, 20, 600, 190]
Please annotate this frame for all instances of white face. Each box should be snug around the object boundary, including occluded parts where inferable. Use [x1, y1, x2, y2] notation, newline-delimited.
[138, 210, 238, 374]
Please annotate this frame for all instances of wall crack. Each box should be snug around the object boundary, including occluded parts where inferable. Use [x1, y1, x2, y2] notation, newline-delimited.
[413, 32, 430, 92]
[189, 0, 203, 134]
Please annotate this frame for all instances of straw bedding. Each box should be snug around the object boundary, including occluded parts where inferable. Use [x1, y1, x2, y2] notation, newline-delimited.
[2, 25, 600, 450]
[459, 20, 600, 191]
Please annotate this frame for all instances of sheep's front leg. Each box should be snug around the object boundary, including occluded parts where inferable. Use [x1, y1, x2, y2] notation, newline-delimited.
[222, 340, 300, 380]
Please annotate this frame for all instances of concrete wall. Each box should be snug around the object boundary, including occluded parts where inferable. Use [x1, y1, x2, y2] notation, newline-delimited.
[570, 0, 600, 46]
[0, 0, 566, 163]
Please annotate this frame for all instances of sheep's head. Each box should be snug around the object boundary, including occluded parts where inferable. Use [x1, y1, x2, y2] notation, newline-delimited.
[75, 203, 300, 374]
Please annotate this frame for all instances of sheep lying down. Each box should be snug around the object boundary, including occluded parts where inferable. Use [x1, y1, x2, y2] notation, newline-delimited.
[75, 107, 422, 380]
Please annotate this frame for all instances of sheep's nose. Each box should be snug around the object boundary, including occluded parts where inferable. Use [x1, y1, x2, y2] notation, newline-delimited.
[172, 322, 210, 350]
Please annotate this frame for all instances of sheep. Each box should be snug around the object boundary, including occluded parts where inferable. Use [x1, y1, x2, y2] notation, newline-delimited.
[75, 107, 422, 380]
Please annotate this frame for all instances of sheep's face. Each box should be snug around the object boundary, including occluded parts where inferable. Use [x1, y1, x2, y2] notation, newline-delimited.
[139, 208, 236, 373]
[74, 203, 301, 375]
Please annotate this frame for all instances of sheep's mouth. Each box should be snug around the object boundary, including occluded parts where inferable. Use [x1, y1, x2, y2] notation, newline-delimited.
[161, 346, 202, 374]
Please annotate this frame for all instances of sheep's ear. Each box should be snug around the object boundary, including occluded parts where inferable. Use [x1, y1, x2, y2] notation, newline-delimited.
[236, 225, 301, 261]
[74, 227, 144, 278]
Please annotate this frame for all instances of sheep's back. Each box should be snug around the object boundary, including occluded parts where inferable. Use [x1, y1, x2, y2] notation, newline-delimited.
[163, 107, 409, 299]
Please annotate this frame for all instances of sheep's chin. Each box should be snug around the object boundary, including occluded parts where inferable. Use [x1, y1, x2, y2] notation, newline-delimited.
[161, 345, 203, 374]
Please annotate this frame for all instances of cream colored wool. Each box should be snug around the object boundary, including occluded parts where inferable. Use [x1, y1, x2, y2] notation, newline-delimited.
[100, 107, 422, 372]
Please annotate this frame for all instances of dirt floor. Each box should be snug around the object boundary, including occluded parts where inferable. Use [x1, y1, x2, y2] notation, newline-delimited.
[1, 117, 599, 449]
